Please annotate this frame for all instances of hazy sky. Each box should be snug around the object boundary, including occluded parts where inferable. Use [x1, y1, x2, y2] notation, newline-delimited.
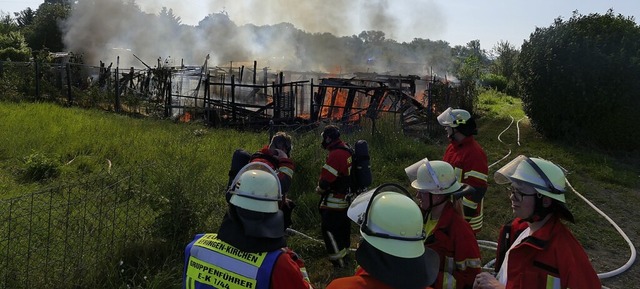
[2, 0, 639, 49]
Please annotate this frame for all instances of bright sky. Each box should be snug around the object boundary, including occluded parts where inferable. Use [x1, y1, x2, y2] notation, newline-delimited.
[2, 0, 639, 49]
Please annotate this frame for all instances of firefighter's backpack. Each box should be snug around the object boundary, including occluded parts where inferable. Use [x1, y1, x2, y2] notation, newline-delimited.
[340, 140, 372, 193]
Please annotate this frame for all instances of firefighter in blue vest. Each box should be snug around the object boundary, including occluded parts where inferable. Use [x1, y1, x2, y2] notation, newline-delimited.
[184, 162, 313, 289]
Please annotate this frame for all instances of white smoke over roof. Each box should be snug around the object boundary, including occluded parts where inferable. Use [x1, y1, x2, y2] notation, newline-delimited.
[63, 0, 447, 73]
[134, 0, 446, 43]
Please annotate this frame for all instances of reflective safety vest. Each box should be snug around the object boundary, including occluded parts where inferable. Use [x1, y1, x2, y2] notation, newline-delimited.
[183, 233, 283, 289]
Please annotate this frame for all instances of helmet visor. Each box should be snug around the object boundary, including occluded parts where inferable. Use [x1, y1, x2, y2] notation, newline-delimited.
[495, 155, 565, 200]
[437, 107, 470, 128]
[405, 157, 429, 183]
[437, 107, 455, 127]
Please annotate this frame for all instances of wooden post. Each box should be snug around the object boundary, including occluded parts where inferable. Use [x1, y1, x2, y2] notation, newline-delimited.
[129, 67, 134, 89]
[205, 72, 210, 122]
[263, 67, 268, 97]
[253, 61, 257, 84]
[310, 79, 316, 122]
[66, 63, 72, 105]
[56, 63, 63, 89]
[115, 56, 121, 112]
[231, 74, 236, 122]
[165, 71, 172, 118]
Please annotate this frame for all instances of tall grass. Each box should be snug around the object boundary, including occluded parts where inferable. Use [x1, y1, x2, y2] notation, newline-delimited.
[0, 93, 638, 288]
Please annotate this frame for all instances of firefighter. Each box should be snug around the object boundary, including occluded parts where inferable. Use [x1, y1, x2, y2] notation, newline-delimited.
[184, 163, 312, 289]
[410, 160, 482, 289]
[249, 131, 296, 229]
[473, 155, 601, 289]
[315, 125, 352, 267]
[437, 107, 488, 233]
[326, 184, 439, 289]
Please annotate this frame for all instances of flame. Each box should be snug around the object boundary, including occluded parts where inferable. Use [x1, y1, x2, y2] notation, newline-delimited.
[179, 112, 192, 123]
[319, 87, 361, 122]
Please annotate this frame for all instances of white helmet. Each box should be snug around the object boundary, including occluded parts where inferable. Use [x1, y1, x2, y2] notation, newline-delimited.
[437, 107, 471, 128]
[228, 162, 282, 213]
[411, 160, 462, 195]
[494, 155, 566, 203]
[348, 184, 426, 258]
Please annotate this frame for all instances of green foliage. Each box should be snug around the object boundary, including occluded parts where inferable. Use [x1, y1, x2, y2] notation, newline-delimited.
[24, 2, 70, 52]
[476, 89, 524, 119]
[21, 151, 61, 181]
[0, 31, 31, 61]
[516, 10, 640, 151]
[490, 41, 520, 96]
[480, 73, 507, 92]
[452, 40, 491, 81]
[14, 7, 36, 28]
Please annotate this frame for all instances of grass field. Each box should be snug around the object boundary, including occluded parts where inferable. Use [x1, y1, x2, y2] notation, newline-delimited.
[0, 90, 638, 288]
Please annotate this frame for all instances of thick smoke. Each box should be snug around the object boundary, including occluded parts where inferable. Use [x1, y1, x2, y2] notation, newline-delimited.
[63, 0, 447, 74]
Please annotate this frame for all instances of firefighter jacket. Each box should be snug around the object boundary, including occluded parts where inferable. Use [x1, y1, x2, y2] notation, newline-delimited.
[494, 216, 601, 289]
[424, 203, 482, 289]
[183, 233, 312, 289]
[318, 140, 352, 210]
[251, 146, 295, 198]
[326, 266, 434, 289]
[443, 136, 488, 233]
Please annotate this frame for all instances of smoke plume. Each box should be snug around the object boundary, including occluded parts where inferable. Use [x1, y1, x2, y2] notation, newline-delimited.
[63, 0, 447, 73]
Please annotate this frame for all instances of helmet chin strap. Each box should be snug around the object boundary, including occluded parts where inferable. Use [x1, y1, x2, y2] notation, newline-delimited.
[423, 194, 450, 221]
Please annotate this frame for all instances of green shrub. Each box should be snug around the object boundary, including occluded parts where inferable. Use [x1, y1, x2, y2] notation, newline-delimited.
[480, 73, 507, 92]
[21, 152, 61, 181]
[516, 10, 640, 151]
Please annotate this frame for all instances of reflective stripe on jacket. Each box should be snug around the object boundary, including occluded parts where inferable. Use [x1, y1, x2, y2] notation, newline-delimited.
[424, 203, 482, 289]
[443, 136, 488, 233]
[183, 233, 282, 289]
[497, 217, 601, 289]
[319, 140, 352, 210]
[443, 136, 488, 189]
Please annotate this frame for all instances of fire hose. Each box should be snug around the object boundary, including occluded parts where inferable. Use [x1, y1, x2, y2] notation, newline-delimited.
[480, 115, 636, 286]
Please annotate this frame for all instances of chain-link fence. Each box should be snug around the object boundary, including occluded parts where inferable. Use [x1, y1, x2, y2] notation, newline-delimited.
[0, 169, 157, 288]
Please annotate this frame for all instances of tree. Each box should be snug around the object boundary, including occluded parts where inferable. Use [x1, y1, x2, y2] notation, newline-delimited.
[45, 0, 72, 4]
[515, 10, 640, 150]
[24, 2, 71, 52]
[358, 30, 386, 44]
[0, 12, 17, 34]
[0, 31, 31, 61]
[490, 41, 519, 95]
[158, 7, 181, 27]
[451, 40, 491, 81]
[14, 8, 36, 28]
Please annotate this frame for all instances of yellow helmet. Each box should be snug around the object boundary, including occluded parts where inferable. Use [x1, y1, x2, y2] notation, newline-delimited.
[411, 160, 461, 194]
[349, 184, 426, 258]
[228, 162, 282, 213]
[494, 155, 566, 203]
